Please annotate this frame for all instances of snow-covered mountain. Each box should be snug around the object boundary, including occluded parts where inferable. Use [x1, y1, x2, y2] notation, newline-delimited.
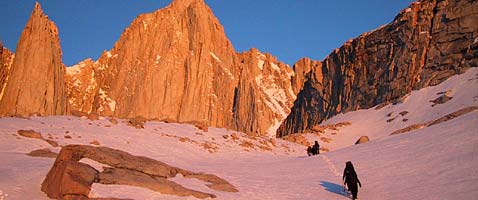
[0, 67, 476, 199]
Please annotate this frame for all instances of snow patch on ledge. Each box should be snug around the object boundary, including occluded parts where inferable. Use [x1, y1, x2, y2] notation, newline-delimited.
[256, 53, 266, 70]
[98, 88, 116, 112]
[79, 158, 112, 172]
[270, 62, 280, 71]
[155, 55, 161, 65]
[210, 52, 222, 63]
[142, 21, 148, 30]
[255, 74, 289, 119]
[67, 61, 87, 75]
[266, 119, 282, 138]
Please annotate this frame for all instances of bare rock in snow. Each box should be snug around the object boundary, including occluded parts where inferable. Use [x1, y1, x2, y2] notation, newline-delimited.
[230, 133, 239, 140]
[127, 117, 146, 129]
[108, 118, 118, 125]
[390, 124, 427, 135]
[282, 134, 310, 146]
[193, 121, 209, 132]
[42, 160, 98, 199]
[0, 2, 69, 117]
[44, 139, 59, 147]
[17, 129, 43, 139]
[430, 93, 453, 107]
[87, 113, 100, 121]
[355, 136, 370, 144]
[426, 106, 478, 127]
[98, 167, 216, 199]
[41, 145, 237, 199]
[71, 110, 88, 117]
[389, 106, 478, 135]
[178, 170, 239, 192]
[26, 148, 58, 158]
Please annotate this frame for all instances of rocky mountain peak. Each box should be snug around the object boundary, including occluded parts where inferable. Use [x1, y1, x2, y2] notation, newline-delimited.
[0, 2, 69, 117]
[65, 0, 299, 136]
[33, 2, 44, 15]
[169, 0, 205, 8]
[277, 0, 478, 137]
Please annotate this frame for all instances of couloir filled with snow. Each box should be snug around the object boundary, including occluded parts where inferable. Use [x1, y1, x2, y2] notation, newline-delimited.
[0, 68, 477, 200]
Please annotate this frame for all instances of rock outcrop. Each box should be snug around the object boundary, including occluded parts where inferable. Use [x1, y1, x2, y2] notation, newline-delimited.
[26, 148, 58, 158]
[0, 2, 69, 117]
[277, 0, 478, 137]
[0, 43, 14, 102]
[66, 0, 296, 136]
[355, 136, 370, 145]
[42, 145, 237, 199]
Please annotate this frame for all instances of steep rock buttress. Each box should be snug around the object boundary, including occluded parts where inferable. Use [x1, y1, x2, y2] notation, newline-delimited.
[277, 0, 478, 137]
[66, 0, 297, 136]
[0, 3, 69, 116]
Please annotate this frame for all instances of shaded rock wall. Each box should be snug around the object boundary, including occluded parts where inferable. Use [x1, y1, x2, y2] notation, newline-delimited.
[0, 43, 14, 102]
[277, 0, 478, 137]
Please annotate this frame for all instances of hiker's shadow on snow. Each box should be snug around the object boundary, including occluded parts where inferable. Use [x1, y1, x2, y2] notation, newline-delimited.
[319, 181, 349, 197]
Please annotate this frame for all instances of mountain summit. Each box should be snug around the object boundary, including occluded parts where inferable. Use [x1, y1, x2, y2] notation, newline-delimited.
[0, 2, 69, 117]
[66, 0, 297, 135]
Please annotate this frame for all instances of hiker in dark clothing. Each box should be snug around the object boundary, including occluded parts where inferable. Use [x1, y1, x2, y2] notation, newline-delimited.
[307, 146, 313, 156]
[312, 141, 320, 155]
[306, 141, 321, 156]
[343, 161, 362, 200]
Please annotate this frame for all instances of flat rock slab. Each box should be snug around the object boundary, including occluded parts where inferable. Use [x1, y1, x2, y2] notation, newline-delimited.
[18, 129, 43, 139]
[26, 148, 58, 158]
[99, 167, 216, 199]
[41, 144, 238, 199]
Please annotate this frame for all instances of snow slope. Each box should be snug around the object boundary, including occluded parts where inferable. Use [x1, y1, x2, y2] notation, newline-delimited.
[0, 68, 477, 199]
[303, 67, 478, 152]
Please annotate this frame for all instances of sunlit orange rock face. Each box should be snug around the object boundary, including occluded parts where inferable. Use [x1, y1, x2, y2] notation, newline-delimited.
[0, 42, 14, 103]
[66, 0, 298, 136]
[0, 3, 69, 117]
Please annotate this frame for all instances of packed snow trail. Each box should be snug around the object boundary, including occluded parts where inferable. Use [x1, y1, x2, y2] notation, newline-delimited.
[322, 155, 342, 178]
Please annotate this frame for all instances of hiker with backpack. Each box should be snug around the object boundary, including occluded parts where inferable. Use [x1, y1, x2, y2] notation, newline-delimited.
[343, 161, 362, 200]
[307, 141, 321, 156]
[312, 141, 320, 155]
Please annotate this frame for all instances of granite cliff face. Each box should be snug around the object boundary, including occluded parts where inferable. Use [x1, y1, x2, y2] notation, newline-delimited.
[3, 0, 475, 136]
[0, 43, 14, 102]
[277, 0, 478, 137]
[66, 0, 296, 136]
[233, 48, 296, 136]
[0, 3, 69, 117]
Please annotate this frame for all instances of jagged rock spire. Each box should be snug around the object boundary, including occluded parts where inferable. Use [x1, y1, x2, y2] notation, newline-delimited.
[0, 2, 69, 116]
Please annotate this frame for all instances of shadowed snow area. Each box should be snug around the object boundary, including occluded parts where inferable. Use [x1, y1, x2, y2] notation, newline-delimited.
[0, 68, 477, 199]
